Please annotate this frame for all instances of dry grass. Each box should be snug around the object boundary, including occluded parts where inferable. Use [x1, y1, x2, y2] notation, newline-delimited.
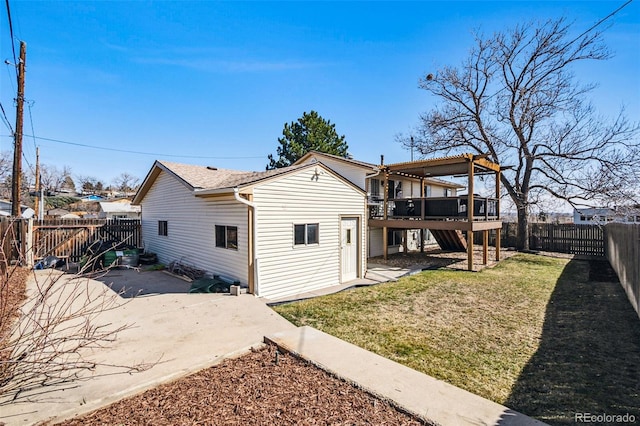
[274, 253, 640, 424]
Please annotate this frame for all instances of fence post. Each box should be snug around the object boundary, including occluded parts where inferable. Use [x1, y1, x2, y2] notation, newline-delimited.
[24, 218, 34, 267]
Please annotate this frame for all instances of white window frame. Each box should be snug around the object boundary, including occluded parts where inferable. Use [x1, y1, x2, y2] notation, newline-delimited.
[294, 223, 319, 246]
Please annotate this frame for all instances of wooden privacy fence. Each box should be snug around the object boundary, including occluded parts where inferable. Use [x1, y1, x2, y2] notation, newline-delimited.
[605, 223, 640, 319]
[31, 219, 142, 263]
[0, 219, 24, 273]
[475, 222, 605, 257]
[528, 223, 604, 256]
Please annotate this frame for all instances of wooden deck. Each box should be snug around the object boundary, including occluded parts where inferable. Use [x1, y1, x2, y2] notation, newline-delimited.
[369, 218, 503, 231]
[374, 153, 504, 271]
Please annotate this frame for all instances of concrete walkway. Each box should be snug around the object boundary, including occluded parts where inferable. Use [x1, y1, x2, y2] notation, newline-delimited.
[266, 326, 547, 426]
[263, 262, 416, 304]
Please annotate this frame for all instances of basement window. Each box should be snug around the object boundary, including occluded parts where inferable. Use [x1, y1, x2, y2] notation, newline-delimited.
[387, 229, 403, 246]
[158, 220, 168, 236]
[294, 223, 319, 245]
[216, 225, 238, 250]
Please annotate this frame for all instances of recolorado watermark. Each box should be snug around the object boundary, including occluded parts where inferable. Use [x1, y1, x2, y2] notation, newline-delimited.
[575, 412, 636, 423]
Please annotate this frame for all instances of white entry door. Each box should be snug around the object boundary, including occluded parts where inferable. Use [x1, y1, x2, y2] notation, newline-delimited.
[341, 218, 358, 282]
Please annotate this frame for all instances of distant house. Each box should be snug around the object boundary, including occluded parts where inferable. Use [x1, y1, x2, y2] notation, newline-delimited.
[46, 208, 71, 217]
[0, 200, 35, 218]
[133, 160, 367, 300]
[574, 207, 640, 224]
[60, 213, 82, 220]
[80, 194, 105, 202]
[98, 201, 141, 220]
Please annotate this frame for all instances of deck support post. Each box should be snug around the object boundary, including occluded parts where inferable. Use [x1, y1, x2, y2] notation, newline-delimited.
[467, 158, 475, 271]
[495, 168, 501, 262]
[402, 230, 408, 253]
[482, 230, 488, 265]
[467, 231, 474, 271]
[420, 177, 425, 253]
[383, 171, 389, 260]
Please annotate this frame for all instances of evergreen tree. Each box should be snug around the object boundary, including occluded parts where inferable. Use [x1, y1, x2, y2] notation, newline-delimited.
[267, 111, 348, 169]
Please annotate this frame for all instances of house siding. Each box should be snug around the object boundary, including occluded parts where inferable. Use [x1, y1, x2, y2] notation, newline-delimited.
[140, 171, 249, 283]
[368, 228, 383, 257]
[252, 167, 366, 300]
[297, 157, 371, 191]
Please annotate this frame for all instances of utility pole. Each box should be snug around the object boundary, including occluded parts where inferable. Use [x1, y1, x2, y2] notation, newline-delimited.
[34, 146, 40, 218]
[410, 136, 414, 162]
[11, 41, 26, 217]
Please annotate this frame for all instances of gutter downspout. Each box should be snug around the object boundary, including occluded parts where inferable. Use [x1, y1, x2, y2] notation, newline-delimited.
[234, 188, 259, 296]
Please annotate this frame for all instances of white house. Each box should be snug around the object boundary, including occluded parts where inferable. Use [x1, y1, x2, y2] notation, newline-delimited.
[574, 207, 640, 224]
[132, 160, 367, 300]
[98, 201, 142, 219]
[0, 200, 35, 218]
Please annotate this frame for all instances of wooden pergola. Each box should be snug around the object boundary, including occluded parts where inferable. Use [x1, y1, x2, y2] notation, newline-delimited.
[370, 153, 503, 271]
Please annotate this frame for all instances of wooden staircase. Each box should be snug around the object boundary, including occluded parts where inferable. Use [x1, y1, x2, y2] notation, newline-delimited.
[430, 229, 467, 251]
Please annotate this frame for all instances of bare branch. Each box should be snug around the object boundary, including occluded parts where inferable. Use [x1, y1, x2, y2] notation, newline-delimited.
[0, 223, 155, 405]
[408, 17, 639, 249]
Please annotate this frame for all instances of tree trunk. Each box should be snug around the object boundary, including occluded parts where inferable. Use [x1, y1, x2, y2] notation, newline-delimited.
[516, 206, 530, 251]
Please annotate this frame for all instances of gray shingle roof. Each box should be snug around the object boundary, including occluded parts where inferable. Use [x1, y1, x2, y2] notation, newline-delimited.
[157, 161, 310, 190]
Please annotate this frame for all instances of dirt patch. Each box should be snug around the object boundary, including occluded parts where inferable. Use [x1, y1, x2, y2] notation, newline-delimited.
[369, 247, 516, 271]
[58, 345, 429, 425]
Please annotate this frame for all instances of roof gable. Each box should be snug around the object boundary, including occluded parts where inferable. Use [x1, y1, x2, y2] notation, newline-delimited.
[133, 160, 361, 204]
[295, 151, 379, 172]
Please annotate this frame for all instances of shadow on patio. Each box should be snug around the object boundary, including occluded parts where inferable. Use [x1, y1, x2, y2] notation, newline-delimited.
[505, 258, 640, 425]
[91, 267, 193, 298]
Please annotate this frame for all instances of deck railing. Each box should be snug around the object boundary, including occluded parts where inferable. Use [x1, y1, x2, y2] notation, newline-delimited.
[368, 196, 499, 221]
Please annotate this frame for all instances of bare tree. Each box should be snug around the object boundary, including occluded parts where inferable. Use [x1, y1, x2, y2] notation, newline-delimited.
[39, 164, 73, 194]
[0, 223, 154, 405]
[0, 151, 13, 199]
[76, 175, 98, 194]
[403, 17, 639, 250]
[112, 173, 140, 193]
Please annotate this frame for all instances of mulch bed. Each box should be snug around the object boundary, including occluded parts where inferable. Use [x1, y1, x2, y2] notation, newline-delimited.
[59, 345, 428, 425]
[0, 267, 29, 361]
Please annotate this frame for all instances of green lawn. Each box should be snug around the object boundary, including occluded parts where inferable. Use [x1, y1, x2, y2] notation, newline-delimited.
[273, 254, 640, 424]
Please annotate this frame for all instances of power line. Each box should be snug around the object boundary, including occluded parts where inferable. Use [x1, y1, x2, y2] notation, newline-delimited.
[4, 0, 18, 69]
[562, 0, 634, 50]
[26, 101, 37, 151]
[4, 61, 16, 93]
[22, 151, 34, 175]
[0, 101, 13, 133]
[8, 134, 267, 159]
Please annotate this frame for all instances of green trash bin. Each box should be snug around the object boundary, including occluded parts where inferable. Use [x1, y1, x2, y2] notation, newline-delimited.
[103, 251, 118, 267]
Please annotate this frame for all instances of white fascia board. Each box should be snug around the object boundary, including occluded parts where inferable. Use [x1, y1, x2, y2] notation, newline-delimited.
[193, 187, 250, 197]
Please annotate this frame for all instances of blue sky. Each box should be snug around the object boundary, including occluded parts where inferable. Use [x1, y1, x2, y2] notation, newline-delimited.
[1, 1, 638, 187]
